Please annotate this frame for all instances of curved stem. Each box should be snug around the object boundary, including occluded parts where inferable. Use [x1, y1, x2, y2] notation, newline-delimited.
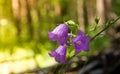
[90, 16, 120, 41]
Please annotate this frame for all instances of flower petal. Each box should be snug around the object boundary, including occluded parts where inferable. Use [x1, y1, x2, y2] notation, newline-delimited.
[72, 30, 90, 54]
[49, 50, 57, 57]
[49, 45, 67, 64]
[48, 31, 57, 41]
[48, 24, 69, 45]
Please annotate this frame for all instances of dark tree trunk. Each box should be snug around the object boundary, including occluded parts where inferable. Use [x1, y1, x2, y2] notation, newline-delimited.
[26, 0, 33, 40]
[12, 0, 21, 39]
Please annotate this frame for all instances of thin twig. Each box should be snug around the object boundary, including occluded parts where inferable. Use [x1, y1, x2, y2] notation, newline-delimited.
[90, 16, 120, 41]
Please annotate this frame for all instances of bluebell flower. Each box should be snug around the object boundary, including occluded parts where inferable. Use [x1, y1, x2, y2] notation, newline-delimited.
[72, 30, 90, 54]
[48, 24, 68, 45]
[49, 45, 67, 64]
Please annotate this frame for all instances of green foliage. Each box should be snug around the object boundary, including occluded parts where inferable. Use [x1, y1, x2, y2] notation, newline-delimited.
[66, 20, 79, 35]
[66, 46, 74, 58]
[112, 0, 120, 16]
[90, 34, 110, 53]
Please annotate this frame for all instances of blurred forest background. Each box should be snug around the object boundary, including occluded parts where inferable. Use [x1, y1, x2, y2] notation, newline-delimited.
[0, 0, 120, 74]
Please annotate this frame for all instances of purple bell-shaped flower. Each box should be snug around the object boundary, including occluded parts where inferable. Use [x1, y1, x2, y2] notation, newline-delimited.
[49, 45, 67, 64]
[72, 30, 90, 54]
[48, 24, 68, 45]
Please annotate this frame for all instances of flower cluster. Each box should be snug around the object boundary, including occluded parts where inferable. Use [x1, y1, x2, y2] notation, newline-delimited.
[48, 23, 90, 64]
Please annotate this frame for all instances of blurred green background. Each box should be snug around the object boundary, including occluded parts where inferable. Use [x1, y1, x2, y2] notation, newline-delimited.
[0, 0, 120, 73]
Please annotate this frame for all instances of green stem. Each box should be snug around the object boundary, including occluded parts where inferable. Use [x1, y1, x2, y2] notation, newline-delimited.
[90, 16, 120, 41]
